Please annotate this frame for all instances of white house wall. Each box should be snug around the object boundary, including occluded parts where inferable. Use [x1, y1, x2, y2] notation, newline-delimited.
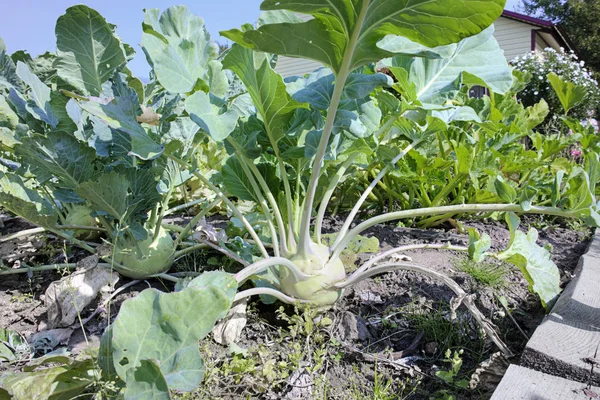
[493, 17, 533, 62]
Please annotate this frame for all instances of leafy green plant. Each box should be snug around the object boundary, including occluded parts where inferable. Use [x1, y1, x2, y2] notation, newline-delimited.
[2, 0, 600, 397]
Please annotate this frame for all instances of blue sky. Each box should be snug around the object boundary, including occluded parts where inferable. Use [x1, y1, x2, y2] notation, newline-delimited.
[1, 0, 522, 79]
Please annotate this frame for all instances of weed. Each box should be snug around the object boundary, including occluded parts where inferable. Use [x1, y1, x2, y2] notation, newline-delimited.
[405, 303, 485, 359]
[453, 257, 507, 288]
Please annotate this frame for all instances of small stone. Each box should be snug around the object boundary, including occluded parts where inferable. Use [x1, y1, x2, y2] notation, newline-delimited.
[335, 311, 372, 342]
[357, 291, 382, 303]
[424, 341, 438, 356]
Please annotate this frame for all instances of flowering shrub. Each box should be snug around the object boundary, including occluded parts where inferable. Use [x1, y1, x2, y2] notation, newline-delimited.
[512, 48, 600, 123]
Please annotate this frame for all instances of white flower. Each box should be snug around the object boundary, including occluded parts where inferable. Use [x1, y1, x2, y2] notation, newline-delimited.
[534, 91, 539, 95]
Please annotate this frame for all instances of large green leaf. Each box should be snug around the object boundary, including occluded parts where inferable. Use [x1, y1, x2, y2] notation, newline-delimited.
[76, 172, 129, 220]
[78, 96, 164, 160]
[16, 133, 96, 188]
[222, 157, 258, 202]
[285, 68, 392, 110]
[124, 360, 171, 400]
[385, 27, 513, 103]
[222, 0, 504, 75]
[547, 72, 586, 114]
[0, 96, 18, 129]
[498, 213, 561, 307]
[0, 174, 58, 228]
[185, 91, 239, 141]
[54, 5, 127, 96]
[142, 6, 219, 94]
[110, 271, 236, 392]
[0, 359, 96, 400]
[0, 49, 24, 92]
[222, 44, 308, 146]
[15, 62, 58, 127]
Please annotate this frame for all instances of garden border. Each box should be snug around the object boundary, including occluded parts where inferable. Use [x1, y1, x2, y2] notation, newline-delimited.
[492, 229, 600, 398]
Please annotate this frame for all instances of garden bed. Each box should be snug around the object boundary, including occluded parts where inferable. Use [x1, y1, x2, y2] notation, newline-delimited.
[0, 212, 592, 399]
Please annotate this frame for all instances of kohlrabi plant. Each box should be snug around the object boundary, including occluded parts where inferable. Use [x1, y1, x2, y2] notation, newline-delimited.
[159, 0, 599, 359]
[0, 5, 236, 280]
[2, 2, 600, 398]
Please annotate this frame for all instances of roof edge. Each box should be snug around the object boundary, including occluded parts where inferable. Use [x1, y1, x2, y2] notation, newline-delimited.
[501, 10, 554, 27]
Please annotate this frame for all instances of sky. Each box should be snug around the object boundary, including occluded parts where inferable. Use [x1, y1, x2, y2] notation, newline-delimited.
[0, 0, 523, 79]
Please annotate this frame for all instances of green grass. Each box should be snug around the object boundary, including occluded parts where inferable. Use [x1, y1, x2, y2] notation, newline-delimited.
[453, 257, 507, 288]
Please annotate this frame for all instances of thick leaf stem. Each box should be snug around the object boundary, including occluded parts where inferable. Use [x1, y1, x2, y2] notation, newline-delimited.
[333, 262, 513, 357]
[331, 204, 577, 260]
[234, 257, 310, 286]
[297, 73, 348, 255]
[153, 184, 175, 242]
[353, 243, 469, 278]
[0, 225, 106, 243]
[333, 139, 421, 248]
[234, 287, 307, 304]
[165, 198, 207, 216]
[168, 154, 270, 259]
[314, 153, 359, 244]
[297, 0, 371, 257]
[235, 153, 281, 257]
[229, 140, 289, 254]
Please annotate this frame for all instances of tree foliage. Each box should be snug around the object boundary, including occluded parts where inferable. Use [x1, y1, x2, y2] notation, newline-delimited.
[521, 0, 600, 75]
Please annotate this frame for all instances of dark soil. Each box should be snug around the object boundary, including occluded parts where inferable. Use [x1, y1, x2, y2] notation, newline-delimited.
[0, 211, 592, 399]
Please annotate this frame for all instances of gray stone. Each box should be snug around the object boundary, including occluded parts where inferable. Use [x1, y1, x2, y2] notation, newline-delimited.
[335, 311, 372, 342]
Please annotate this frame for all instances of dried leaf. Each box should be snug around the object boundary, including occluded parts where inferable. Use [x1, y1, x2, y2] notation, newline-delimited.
[212, 299, 247, 345]
[44, 264, 118, 328]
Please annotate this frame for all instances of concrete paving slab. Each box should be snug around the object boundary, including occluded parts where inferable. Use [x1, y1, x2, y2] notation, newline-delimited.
[521, 231, 600, 385]
[491, 364, 600, 400]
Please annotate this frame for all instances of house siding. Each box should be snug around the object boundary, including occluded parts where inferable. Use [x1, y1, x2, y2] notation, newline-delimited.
[274, 13, 324, 78]
[493, 17, 533, 62]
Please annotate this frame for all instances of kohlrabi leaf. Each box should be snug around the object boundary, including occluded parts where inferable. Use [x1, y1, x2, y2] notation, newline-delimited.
[221, 0, 504, 75]
[222, 157, 258, 202]
[11, 51, 57, 86]
[78, 96, 164, 160]
[0, 96, 18, 129]
[0, 174, 58, 228]
[498, 213, 561, 307]
[110, 271, 236, 392]
[222, 44, 308, 146]
[16, 133, 96, 188]
[15, 62, 58, 128]
[161, 117, 201, 155]
[0, 49, 24, 92]
[0, 359, 96, 400]
[547, 72, 586, 114]
[335, 99, 381, 138]
[76, 172, 129, 221]
[124, 360, 171, 400]
[185, 91, 239, 141]
[285, 68, 392, 111]
[142, 6, 219, 94]
[385, 27, 512, 103]
[55, 5, 127, 96]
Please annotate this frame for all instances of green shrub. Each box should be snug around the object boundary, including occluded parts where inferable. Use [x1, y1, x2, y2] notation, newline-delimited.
[512, 48, 600, 123]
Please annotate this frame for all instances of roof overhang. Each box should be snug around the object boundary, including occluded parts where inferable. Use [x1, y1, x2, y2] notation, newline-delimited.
[501, 10, 578, 55]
